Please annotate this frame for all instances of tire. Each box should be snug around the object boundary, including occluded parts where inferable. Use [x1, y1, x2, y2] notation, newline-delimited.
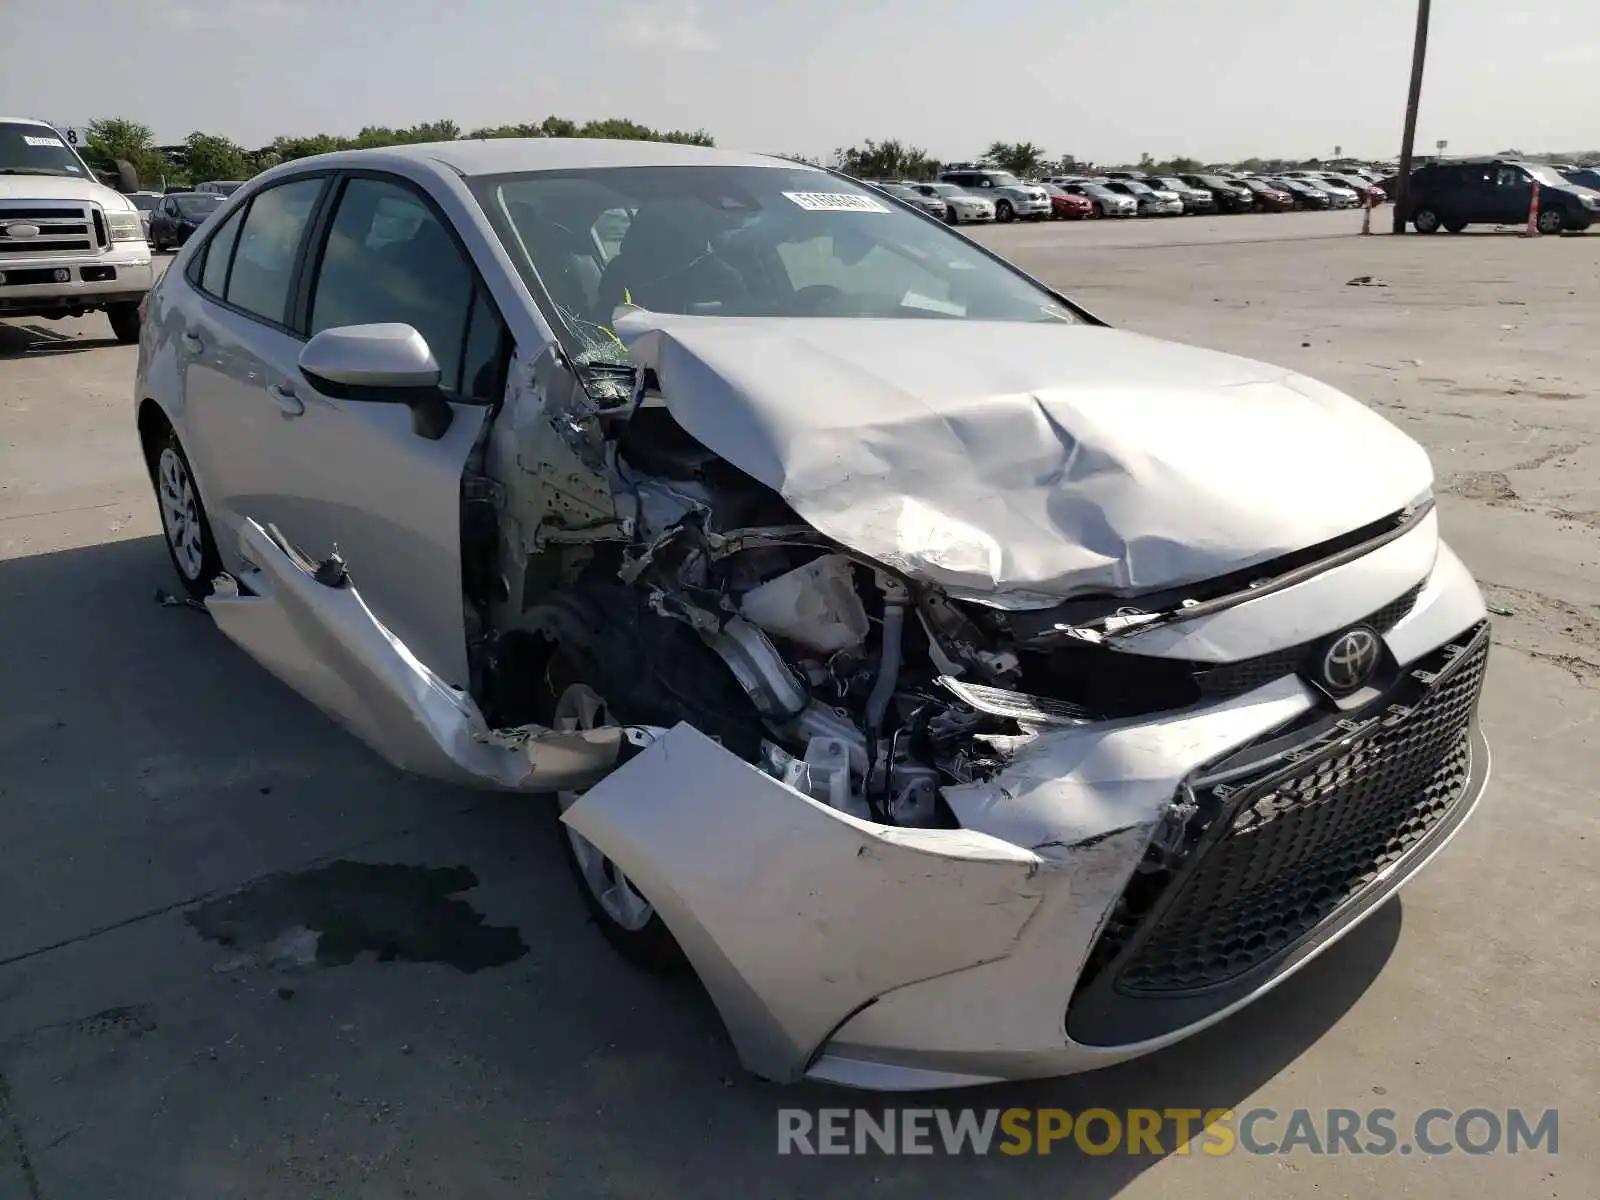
[1444, 219, 1468, 234]
[1413, 207, 1441, 234]
[1537, 208, 1564, 235]
[995, 199, 1014, 223]
[1093, 202, 1104, 218]
[526, 587, 766, 975]
[107, 301, 142, 344]
[148, 427, 223, 599]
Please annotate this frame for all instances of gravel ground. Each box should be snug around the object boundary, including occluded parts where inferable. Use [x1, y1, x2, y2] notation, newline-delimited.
[0, 211, 1594, 1198]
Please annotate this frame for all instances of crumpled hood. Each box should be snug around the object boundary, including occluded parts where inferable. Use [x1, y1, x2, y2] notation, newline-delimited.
[615, 312, 1434, 607]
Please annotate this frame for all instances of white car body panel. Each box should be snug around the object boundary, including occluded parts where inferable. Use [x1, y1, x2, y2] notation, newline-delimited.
[613, 311, 1434, 607]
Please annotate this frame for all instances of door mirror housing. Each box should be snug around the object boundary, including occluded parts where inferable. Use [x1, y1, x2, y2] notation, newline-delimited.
[298, 323, 453, 440]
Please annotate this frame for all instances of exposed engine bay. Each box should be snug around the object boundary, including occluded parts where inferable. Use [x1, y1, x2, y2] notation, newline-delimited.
[473, 328, 1434, 831]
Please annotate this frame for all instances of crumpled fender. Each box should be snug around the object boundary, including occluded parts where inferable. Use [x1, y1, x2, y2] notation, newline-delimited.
[561, 722, 1047, 1083]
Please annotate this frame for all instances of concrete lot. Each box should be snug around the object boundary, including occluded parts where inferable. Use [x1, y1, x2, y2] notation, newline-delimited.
[1, 210, 1595, 1198]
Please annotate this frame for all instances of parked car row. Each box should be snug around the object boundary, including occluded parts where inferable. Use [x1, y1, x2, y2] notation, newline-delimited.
[864, 164, 1394, 226]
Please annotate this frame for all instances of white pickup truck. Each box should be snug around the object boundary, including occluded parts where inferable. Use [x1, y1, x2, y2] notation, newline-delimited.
[0, 116, 154, 343]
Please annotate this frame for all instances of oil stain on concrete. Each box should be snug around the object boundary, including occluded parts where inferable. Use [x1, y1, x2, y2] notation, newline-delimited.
[186, 861, 528, 973]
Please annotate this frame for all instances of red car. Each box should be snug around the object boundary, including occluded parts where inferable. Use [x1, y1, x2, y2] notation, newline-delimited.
[1045, 184, 1095, 219]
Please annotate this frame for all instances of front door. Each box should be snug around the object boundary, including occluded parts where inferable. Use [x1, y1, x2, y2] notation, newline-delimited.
[247, 172, 508, 686]
[1493, 164, 1535, 224]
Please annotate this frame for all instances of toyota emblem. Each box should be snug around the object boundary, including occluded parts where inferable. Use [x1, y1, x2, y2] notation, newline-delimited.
[1321, 627, 1381, 692]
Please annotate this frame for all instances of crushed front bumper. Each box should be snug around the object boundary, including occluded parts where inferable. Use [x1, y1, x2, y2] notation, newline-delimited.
[565, 537, 1493, 1088]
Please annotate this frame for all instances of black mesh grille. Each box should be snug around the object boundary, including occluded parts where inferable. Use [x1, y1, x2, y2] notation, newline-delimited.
[1113, 627, 1487, 996]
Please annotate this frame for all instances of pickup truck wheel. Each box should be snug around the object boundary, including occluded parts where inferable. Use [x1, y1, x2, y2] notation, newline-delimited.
[107, 302, 142, 344]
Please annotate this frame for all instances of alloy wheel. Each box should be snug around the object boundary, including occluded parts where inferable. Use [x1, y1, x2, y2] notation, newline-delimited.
[554, 683, 654, 931]
[157, 446, 205, 581]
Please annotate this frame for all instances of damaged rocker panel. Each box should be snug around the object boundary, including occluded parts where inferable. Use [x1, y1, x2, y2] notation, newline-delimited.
[205, 518, 648, 791]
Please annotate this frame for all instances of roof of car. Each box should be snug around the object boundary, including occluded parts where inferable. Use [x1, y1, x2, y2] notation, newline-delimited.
[315, 137, 800, 177]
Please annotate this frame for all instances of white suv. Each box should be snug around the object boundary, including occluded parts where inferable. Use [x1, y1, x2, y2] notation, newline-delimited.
[937, 168, 1051, 222]
[0, 116, 154, 342]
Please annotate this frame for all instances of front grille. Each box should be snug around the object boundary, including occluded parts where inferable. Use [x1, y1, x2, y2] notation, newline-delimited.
[0, 203, 105, 256]
[1088, 623, 1488, 1004]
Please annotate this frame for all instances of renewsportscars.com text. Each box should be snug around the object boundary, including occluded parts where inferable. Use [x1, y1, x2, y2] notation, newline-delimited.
[777, 1106, 1559, 1157]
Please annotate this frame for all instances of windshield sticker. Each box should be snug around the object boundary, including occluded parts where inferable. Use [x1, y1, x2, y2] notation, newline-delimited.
[783, 191, 891, 214]
[23, 135, 66, 148]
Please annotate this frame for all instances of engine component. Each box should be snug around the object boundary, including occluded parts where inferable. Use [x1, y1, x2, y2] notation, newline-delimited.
[738, 554, 870, 655]
[781, 736, 867, 820]
[887, 756, 941, 826]
[866, 574, 910, 734]
[703, 615, 809, 719]
[781, 700, 869, 775]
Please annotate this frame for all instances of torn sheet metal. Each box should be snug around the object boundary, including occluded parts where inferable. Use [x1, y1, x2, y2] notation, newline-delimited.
[942, 670, 1316, 853]
[561, 722, 1046, 1084]
[614, 310, 1434, 608]
[206, 518, 626, 791]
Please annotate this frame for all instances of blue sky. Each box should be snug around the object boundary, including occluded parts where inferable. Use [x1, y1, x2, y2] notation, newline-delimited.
[4, 0, 1598, 162]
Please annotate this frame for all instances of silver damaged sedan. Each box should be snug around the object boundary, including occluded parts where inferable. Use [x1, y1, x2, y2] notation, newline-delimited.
[134, 139, 1493, 1090]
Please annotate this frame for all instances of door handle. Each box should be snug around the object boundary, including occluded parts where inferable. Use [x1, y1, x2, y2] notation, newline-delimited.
[181, 330, 203, 352]
[268, 383, 305, 416]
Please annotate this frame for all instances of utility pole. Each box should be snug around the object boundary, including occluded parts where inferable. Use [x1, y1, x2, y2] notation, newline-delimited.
[1393, 0, 1433, 233]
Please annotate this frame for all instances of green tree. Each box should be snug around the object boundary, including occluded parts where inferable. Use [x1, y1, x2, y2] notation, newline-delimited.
[832, 138, 937, 180]
[184, 132, 253, 183]
[987, 141, 1046, 177]
[83, 118, 165, 186]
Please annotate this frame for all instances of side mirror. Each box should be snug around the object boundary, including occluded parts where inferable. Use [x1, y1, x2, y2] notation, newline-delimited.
[298, 323, 453, 440]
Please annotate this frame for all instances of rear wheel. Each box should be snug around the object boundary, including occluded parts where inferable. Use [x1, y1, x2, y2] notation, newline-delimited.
[150, 429, 222, 599]
[1413, 207, 1441, 233]
[1537, 207, 1565, 235]
[1444, 219, 1468, 234]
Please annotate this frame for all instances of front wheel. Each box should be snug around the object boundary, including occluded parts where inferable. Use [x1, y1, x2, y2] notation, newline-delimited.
[107, 301, 142, 344]
[528, 587, 766, 974]
[995, 199, 1014, 223]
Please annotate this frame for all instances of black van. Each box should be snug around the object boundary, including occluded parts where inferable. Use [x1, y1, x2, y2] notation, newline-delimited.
[1403, 158, 1598, 234]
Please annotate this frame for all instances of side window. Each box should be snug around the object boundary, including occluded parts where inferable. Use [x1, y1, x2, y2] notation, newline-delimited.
[459, 285, 508, 401]
[308, 176, 486, 396]
[1496, 166, 1527, 188]
[198, 205, 246, 297]
[225, 177, 324, 325]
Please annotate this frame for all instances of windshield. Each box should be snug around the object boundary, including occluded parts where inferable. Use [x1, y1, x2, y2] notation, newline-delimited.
[1197, 175, 1233, 188]
[1118, 181, 1154, 194]
[470, 164, 1080, 369]
[984, 172, 1023, 188]
[0, 123, 90, 178]
[175, 194, 224, 218]
[1154, 178, 1186, 190]
[928, 183, 965, 198]
[1079, 184, 1114, 197]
